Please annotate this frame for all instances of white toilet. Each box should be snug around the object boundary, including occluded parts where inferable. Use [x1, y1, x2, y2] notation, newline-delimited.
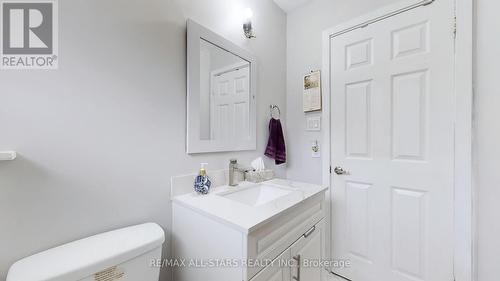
[7, 223, 165, 281]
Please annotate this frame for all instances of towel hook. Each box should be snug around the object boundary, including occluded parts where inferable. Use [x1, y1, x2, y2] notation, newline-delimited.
[270, 105, 281, 119]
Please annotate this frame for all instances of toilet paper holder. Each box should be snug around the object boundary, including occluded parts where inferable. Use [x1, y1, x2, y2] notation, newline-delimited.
[0, 151, 17, 161]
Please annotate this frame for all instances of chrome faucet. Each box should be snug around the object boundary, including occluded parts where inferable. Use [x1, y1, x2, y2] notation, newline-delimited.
[229, 159, 253, 186]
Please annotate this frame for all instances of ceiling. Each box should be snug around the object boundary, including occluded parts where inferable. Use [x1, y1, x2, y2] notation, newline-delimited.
[272, 0, 312, 13]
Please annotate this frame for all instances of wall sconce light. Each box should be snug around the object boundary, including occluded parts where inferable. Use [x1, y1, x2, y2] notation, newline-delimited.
[243, 8, 255, 38]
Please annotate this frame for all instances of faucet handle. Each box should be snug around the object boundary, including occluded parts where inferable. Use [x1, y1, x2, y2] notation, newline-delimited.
[230, 159, 238, 164]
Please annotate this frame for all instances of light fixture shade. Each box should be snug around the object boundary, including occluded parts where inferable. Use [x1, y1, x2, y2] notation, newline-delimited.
[243, 8, 253, 20]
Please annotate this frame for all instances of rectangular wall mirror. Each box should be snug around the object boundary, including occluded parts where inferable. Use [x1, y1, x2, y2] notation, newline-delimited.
[186, 20, 257, 154]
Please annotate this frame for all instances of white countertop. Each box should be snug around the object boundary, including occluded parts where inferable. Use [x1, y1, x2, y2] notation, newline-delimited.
[171, 178, 327, 233]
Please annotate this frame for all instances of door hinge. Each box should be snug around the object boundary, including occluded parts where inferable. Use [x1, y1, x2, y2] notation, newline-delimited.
[329, 166, 332, 174]
[453, 16, 457, 39]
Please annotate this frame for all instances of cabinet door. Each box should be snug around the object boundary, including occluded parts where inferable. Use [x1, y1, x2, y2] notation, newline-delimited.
[251, 249, 291, 281]
[290, 220, 324, 281]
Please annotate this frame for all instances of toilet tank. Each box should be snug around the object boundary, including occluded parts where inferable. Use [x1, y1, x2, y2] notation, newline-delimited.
[7, 223, 165, 281]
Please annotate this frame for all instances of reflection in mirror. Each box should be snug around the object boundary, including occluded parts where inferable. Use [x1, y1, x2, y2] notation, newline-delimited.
[199, 39, 250, 141]
[187, 19, 256, 154]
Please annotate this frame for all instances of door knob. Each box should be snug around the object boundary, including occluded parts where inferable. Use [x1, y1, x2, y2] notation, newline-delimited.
[334, 166, 348, 175]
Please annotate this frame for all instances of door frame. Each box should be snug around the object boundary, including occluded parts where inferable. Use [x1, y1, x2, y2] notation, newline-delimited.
[320, 0, 474, 280]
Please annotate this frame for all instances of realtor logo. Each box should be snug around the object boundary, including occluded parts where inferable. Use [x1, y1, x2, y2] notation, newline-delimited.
[1, 0, 58, 69]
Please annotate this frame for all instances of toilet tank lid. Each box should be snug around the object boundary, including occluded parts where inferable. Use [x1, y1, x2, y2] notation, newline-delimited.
[7, 223, 165, 281]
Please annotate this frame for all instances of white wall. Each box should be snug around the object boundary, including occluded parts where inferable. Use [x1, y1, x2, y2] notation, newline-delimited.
[0, 0, 286, 280]
[475, 0, 500, 280]
[285, 0, 397, 184]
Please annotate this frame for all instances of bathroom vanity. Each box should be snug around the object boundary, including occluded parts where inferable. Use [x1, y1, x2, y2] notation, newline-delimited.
[171, 179, 327, 281]
[178, 19, 326, 281]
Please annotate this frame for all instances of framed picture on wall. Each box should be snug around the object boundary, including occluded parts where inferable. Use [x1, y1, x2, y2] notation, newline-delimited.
[303, 70, 322, 112]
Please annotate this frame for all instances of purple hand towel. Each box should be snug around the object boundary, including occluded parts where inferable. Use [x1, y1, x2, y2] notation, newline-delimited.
[265, 118, 286, 165]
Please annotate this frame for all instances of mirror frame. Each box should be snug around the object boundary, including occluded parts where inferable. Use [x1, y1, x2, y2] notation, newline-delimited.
[186, 19, 257, 154]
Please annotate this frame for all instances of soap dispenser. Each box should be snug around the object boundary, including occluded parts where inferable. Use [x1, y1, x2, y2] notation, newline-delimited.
[194, 163, 211, 195]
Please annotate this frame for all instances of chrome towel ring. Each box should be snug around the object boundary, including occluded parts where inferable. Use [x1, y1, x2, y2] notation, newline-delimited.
[270, 105, 281, 119]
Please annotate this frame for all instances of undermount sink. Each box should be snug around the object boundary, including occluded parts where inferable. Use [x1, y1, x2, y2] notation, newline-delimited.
[219, 184, 293, 207]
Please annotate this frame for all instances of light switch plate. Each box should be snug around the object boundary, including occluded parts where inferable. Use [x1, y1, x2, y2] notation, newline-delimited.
[306, 116, 321, 131]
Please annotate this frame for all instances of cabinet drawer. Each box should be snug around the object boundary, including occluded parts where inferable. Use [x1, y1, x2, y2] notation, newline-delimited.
[249, 249, 291, 281]
[245, 193, 325, 280]
[290, 220, 325, 281]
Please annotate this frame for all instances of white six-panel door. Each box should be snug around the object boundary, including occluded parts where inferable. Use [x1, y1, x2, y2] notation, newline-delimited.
[211, 66, 250, 142]
[329, 0, 455, 280]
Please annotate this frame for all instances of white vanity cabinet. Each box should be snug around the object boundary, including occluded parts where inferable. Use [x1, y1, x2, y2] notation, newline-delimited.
[289, 220, 324, 281]
[251, 248, 291, 281]
[171, 179, 327, 281]
[252, 220, 325, 281]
